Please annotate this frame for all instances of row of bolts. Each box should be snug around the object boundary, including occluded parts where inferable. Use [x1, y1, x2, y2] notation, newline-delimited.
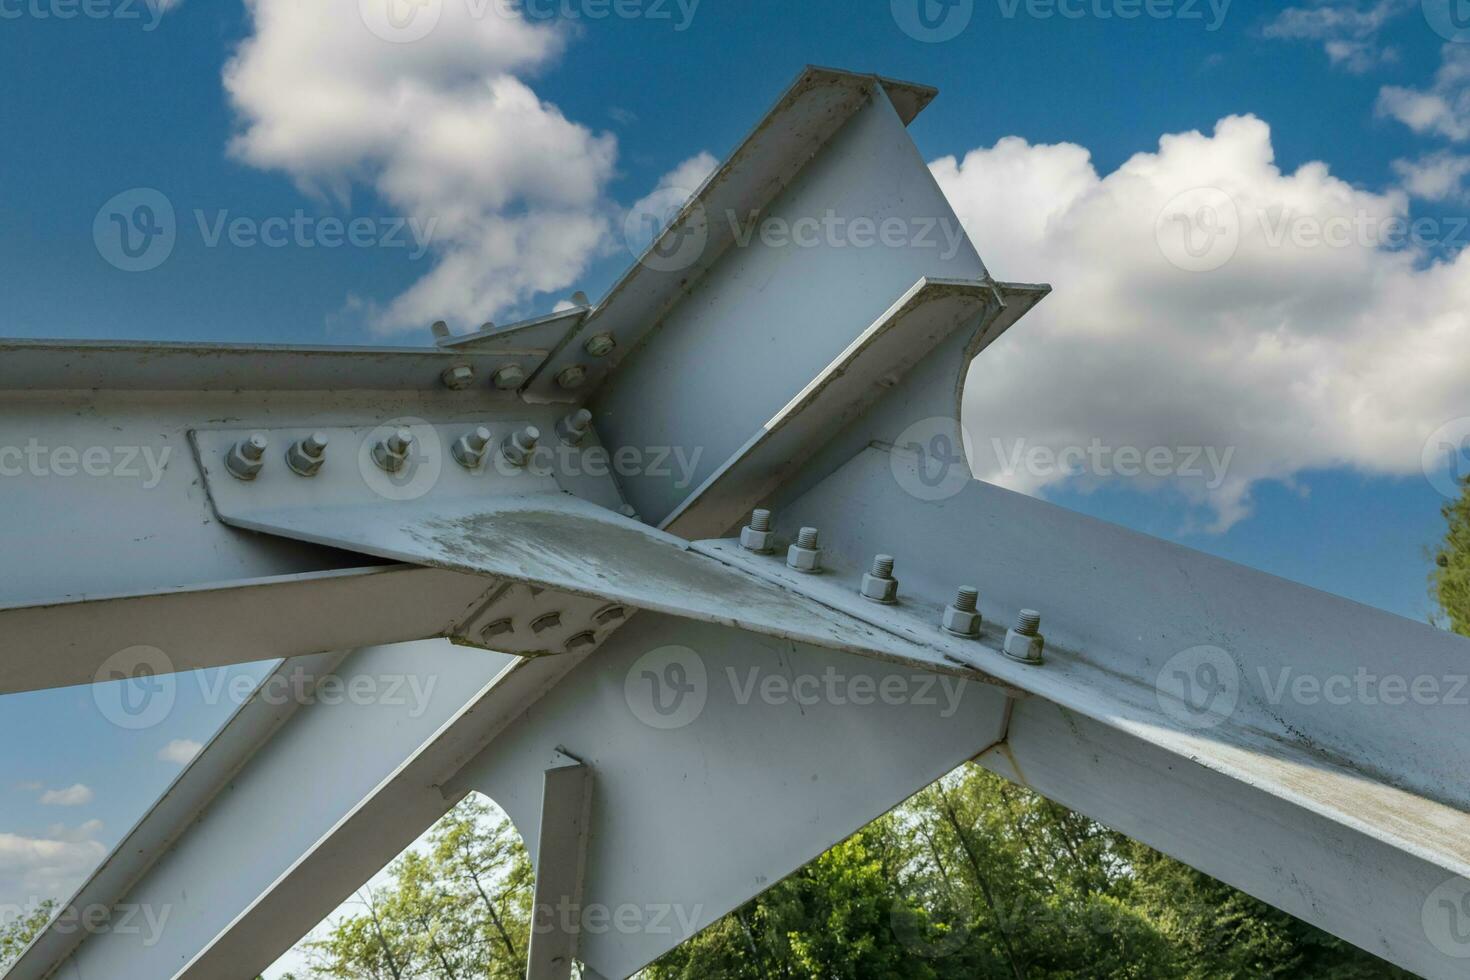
[224, 410, 597, 482]
[740, 508, 1046, 666]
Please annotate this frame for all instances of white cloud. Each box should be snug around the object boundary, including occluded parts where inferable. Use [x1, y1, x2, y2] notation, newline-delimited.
[0, 823, 106, 908]
[224, 0, 617, 335]
[933, 115, 1470, 531]
[1378, 45, 1470, 141]
[1392, 151, 1470, 201]
[1264, 0, 1413, 73]
[157, 739, 203, 766]
[38, 785, 93, 807]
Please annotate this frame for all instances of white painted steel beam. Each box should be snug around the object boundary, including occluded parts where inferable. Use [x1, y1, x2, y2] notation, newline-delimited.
[525, 754, 594, 980]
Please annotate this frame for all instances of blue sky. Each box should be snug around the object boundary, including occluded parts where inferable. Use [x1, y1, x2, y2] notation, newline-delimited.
[2, 0, 1468, 959]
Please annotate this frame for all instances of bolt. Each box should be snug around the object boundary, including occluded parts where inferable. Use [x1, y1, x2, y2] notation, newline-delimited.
[556, 409, 594, 446]
[441, 364, 475, 390]
[431, 320, 451, 342]
[594, 604, 627, 626]
[556, 365, 588, 390]
[492, 364, 526, 391]
[584, 333, 616, 358]
[372, 428, 415, 474]
[787, 527, 822, 573]
[480, 618, 514, 641]
[501, 425, 541, 468]
[566, 631, 598, 652]
[1004, 609, 1045, 665]
[531, 611, 562, 634]
[286, 432, 330, 477]
[226, 433, 269, 481]
[861, 554, 899, 604]
[572, 291, 590, 307]
[943, 586, 981, 638]
[740, 508, 776, 554]
[452, 426, 493, 469]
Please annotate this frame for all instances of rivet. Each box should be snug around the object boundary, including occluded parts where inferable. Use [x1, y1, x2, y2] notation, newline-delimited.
[594, 604, 627, 626]
[566, 631, 598, 652]
[531, 611, 562, 634]
[480, 618, 514, 641]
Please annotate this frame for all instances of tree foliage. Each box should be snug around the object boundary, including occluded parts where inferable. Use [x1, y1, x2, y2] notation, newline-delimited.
[1433, 475, 1470, 636]
[0, 899, 55, 970]
[292, 770, 1409, 980]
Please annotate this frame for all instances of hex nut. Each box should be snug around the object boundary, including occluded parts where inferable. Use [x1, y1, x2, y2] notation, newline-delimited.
[861, 572, 898, 604]
[943, 605, 981, 638]
[1003, 629, 1045, 664]
[226, 434, 269, 481]
[441, 364, 475, 390]
[286, 432, 329, 478]
[584, 333, 616, 357]
[556, 365, 588, 390]
[740, 525, 776, 554]
[492, 364, 526, 390]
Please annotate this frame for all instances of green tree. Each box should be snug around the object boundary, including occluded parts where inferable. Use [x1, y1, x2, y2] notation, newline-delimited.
[0, 900, 55, 970]
[1433, 476, 1470, 636]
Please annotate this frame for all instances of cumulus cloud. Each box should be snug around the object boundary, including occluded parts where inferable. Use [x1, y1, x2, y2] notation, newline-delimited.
[1263, 0, 1413, 73]
[157, 739, 202, 766]
[1378, 44, 1470, 141]
[1392, 151, 1470, 201]
[934, 115, 1470, 531]
[224, 0, 617, 334]
[37, 785, 93, 807]
[0, 823, 106, 908]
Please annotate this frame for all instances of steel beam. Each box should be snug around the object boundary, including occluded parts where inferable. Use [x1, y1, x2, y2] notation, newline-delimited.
[525, 753, 594, 980]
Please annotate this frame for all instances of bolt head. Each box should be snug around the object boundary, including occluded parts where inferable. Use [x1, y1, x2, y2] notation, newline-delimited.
[441, 364, 476, 390]
[786, 543, 822, 573]
[492, 364, 526, 390]
[584, 333, 616, 358]
[861, 573, 899, 604]
[740, 525, 776, 554]
[943, 605, 981, 638]
[1003, 629, 1045, 664]
[556, 365, 588, 390]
